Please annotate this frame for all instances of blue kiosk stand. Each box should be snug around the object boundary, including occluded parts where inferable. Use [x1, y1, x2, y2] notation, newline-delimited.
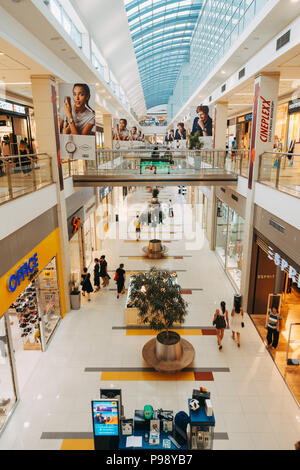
[91, 399, 120, 450]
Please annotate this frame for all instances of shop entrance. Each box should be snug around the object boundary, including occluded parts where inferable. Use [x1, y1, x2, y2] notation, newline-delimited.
[249, 237, 300, 405]
[5, 257, 62, 392]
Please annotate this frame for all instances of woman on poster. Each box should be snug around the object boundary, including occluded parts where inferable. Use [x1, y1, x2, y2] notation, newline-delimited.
[60, 83, 95, 136]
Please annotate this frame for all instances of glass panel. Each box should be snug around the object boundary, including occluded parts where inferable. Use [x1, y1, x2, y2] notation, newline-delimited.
[226, 208, 244, 290]
[36, 257, 62, 345]
[0, 316, 17, 432]
[215, 199, 228, 266]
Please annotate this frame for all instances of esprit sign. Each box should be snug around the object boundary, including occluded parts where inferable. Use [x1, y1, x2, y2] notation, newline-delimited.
[268, 246, 300, 287]
[259, 96, 274, 143]
[7, 253, 39, 293]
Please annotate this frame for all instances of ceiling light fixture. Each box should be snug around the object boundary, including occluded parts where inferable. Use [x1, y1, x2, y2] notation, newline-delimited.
[0, 82, 31, 85]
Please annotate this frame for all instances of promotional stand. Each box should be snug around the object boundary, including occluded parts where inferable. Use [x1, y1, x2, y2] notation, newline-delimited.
[91, 399, 120, 450]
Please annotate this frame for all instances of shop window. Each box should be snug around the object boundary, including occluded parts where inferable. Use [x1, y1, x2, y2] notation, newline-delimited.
[215, 198, 245, 291]
[0, 316, 17, 432]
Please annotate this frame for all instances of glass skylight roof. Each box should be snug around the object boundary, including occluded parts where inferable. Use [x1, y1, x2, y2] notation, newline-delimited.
[124, 0, 202, 109]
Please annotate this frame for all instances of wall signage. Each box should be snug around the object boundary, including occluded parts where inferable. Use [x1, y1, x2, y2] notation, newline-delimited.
[267, 246, 300, 287]
[72, 216, 81, 234]
[259, 96, 274, 143]
[7, 253, 39, 293]
[67, 207, 84, 240]
[288, 99, 300, 115]
[0, 99, 26, 115]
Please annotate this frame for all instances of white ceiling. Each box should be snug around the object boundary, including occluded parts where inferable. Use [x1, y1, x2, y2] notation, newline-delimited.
[71, 0, 146, 116]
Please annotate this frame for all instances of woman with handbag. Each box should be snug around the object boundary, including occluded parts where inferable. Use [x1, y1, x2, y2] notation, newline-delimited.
[115, 264, 126, 299]
[213, 301, 229, 350]
[231, 299, 244, 348]
[81, 268, 93, 302]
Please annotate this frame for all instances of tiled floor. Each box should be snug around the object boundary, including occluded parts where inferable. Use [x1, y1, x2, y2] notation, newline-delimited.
[0, 186, 299, 450]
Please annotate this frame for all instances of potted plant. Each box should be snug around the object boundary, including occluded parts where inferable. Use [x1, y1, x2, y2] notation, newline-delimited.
[70, 281, 81, 310]
[129, 268, 188, 361]
[187, 131, 204, 151]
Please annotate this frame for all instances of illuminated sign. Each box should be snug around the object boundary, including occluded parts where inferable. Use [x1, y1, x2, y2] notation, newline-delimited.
[259, 96, 272, 143]
[0, 100, 13, 112]
[0, 100, 26, 115]
[267, 246, 300, 287]
[13, 104, 26, 114]
[7, 253, 39, 293]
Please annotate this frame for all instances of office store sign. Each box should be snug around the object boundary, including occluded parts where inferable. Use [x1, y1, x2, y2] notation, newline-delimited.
[259, 96, 275, 144]
[268, 246, 300, 287]
[7, 253, 39, 293]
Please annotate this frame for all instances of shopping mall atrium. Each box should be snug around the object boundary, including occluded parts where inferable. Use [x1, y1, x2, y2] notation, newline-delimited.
[1, 0, 300, 453]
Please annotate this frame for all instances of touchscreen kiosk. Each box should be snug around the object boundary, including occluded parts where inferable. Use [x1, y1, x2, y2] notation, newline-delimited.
[91, 399, 120, 450]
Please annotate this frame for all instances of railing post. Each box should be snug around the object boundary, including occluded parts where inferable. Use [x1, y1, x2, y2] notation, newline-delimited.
[275, 155, 281, 189]
[6, 161, 13, 200]
[31, 157, 37, 190]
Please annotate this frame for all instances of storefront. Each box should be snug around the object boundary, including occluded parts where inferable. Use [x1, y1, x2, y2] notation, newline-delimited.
[0, 99, 35, 155]
[96, 125, 104, 149]
[248, 206, 300, 404]
[226, 117, 236, 148]
[287, 98, 300, 154]
[215, 188, 246, 291]
[100, 186, 113, 234]
[274, 102, 289, 152]
[236, 113, 252, 150]
[0, 229, 66, 433]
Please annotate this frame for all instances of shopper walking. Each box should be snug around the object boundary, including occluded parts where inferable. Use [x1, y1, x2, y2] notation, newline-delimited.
[213, 301, 229, 350]
[100, 255, 109, 287]
[93, 258, 100, 292]
[81, 268, 93, 302]
[265, 306, 281, 350]
[168, 199, 174, 218]
[231, 298, 244, 347]
[115, 264, 126, 299]
[134, 214, 141, 241]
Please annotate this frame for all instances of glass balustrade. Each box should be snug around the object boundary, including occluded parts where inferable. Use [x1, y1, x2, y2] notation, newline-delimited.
[258, 152, 300, 199]
[0, 154, 53, 205]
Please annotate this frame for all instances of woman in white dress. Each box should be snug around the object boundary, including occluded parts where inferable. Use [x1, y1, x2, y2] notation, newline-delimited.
[231, 297, 244, 347]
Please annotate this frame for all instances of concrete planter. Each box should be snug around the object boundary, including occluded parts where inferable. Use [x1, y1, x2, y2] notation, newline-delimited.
[155, 331, 182, 361]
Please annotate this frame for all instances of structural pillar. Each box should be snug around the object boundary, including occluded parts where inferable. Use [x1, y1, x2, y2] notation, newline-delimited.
[31, 75, 71, 313]
[213, 101, 228, 148]
[241, 72, 280, 310]
[103, 114, 113, 149]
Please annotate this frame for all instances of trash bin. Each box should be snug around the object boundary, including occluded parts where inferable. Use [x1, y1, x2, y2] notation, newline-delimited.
[70, 292, 81, 310]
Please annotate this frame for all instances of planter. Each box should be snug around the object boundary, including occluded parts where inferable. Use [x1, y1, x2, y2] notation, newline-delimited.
[143, 239, 167, 259]
[155, 331, 183, 361]
[70, 292, 81, 310]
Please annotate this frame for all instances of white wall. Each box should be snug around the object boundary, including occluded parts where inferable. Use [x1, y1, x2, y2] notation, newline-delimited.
[254, 183, 300, 230]
[0, 184, 57, 241]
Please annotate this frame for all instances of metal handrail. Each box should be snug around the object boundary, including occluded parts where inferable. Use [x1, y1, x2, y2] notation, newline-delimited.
[0, 153, 53, 205]
[0, 152, 49, 160]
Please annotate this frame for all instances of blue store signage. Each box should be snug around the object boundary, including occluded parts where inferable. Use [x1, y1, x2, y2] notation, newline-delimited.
[7, 253, 39, 293]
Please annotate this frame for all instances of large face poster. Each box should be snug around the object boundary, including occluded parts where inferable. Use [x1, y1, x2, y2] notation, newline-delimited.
[190, 105, 213, 149]
[59, 83, 96, 160]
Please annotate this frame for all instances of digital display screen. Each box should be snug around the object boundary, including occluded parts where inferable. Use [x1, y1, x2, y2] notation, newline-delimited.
[92, 400, 119, 436]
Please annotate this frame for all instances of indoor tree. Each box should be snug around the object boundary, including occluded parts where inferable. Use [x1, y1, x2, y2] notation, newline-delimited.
[129, 267, 188, 343]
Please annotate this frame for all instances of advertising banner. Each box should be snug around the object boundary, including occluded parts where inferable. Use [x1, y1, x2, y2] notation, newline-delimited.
[58, 83, 96, 160]
[190, 105, 213, 148]
[248, 74, 279, 189]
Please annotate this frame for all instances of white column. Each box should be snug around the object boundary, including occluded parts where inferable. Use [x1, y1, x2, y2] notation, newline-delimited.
[241, 72, 280, 309]
[31, 75, 71, 313]
[213, 101, 228, 149]
[103, 114, 113, 149]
